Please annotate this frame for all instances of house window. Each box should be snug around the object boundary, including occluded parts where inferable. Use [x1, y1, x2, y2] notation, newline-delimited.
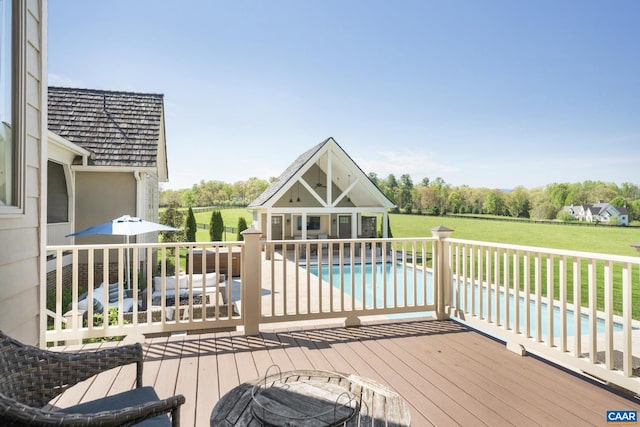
[0, 0, 13, 206]
[47, 161, 69, 223]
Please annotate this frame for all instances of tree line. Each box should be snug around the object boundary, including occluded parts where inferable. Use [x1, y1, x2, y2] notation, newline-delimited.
[160, 175, 640, 223]
[160, 177, 270, 208]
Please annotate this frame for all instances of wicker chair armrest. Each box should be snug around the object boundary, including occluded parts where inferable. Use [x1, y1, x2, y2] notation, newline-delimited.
[0, 393, 186, 426]
[40, 343, 144, 390]
[1, 330, 146, 407]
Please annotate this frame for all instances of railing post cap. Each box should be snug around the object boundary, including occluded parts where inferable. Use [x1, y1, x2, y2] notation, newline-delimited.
[241, 226, 262, 236]
[431, 225, 454, 238]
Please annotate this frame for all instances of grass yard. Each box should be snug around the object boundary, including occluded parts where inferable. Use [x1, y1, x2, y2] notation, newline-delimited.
[182, 208, 639, 256]
[192, 208, 252, 241]
[387, 214, 640, 257]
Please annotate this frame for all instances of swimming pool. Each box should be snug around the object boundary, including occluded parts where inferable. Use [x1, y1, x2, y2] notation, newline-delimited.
[310, 263, 433, 309]
[310, 263, 623, 337]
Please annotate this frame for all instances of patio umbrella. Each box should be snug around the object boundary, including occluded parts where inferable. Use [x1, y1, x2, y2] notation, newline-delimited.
[66, 215, 180, 288]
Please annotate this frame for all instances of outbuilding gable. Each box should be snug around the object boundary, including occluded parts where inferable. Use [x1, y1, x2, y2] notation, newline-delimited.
[249, 137, 395, 240]
[250, 137, 394, 210]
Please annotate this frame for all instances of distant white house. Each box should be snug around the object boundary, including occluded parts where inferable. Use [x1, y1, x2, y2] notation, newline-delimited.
[563, 202, 629, 226]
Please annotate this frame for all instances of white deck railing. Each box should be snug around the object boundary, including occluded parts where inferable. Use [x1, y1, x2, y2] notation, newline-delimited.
[46, 242, 244, 343]
[45, 227, 640, 393]
[259, 237, 437, 325]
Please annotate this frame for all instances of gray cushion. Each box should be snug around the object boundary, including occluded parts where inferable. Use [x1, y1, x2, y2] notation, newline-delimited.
[59, 386, 171, 426]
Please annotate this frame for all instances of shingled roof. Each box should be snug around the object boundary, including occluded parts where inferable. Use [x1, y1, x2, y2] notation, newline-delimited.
[248, 137, 395, 209]
[47, 87, 165, 168]
[248, 138, 329, 207]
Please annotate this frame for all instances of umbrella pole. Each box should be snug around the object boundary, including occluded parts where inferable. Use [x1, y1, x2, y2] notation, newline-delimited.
[125, 236, 131, 290]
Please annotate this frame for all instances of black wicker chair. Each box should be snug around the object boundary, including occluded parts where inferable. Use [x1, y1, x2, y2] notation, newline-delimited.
[0, 330, 185, 426]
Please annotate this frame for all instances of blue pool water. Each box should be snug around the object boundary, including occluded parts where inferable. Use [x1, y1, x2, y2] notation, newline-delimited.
[310, 263, 433, 309]
[310, 263, 623, 337]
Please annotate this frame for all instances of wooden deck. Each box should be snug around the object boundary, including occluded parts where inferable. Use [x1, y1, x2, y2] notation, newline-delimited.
[51, 318, 640, 426]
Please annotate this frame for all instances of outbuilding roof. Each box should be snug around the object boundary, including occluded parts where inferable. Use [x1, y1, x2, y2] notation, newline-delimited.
[47, 86, 165, 169]
[248, 138, 328, 207]
[249, 137, 394, 209]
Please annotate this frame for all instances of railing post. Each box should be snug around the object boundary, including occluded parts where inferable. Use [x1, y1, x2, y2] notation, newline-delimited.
[241, 227, 262, 335]
[431, 226, 454, 320]
[62, 310, 82, 345]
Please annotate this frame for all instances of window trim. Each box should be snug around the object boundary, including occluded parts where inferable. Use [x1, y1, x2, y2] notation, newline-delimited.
[0, 0, 26, 216]
[47, 160, 70, 224]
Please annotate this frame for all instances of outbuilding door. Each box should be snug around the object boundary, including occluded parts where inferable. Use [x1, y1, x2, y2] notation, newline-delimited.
[338, 215, 352, 238]
[271, 216, 283, 240]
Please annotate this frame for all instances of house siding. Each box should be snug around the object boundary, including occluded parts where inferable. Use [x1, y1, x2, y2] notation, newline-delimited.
[73, 171, 137, 244]
[0, 0, 46, 346]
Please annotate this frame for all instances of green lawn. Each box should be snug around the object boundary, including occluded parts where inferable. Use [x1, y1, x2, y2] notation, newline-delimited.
[192, 208, 252, 242]
[185, 208, 639, 257]
[387, 214, 640, 257]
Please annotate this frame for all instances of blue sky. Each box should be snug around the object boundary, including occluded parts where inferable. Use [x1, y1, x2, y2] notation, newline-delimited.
[48, 0, 640, 190]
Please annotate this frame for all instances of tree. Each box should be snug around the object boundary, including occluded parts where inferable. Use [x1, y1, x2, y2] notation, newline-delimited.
[181, 189, 196, 208]
[418, 186, 437, 215]
[185, 207, 197, 242]
[530, 203, 557, 220]
[545, 183, 569, 210]
[447, 191, 462, 214]
[399, 174, 414, 211]
[159, 202, 186, 243]
[483, 191, 505, 216]
[428, 177, 449, 215]
[620, 182, 640, 200]
[383, 174, 399, 204]
[209, 210, 224, 241]
[610, 196, 627, 208]
[245, 177, 269, 202]
[506, 187, 531, 218]
[630, 200, 640, 221]
[159, 188, 183, 207]
[368, 172, 379, 187]
[236, 217, 248, 241]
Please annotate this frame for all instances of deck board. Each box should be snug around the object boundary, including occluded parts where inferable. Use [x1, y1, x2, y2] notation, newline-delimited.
[50, 318, 640, 426]
[175, 335, 200, 427]
[194, 332, 220, 426]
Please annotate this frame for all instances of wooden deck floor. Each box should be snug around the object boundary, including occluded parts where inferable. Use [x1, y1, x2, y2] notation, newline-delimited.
[51, 318, 640, 426]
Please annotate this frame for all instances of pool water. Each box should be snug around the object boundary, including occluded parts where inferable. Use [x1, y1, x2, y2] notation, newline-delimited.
[310, 263, 433, 309]
[310, 263, 623, 337]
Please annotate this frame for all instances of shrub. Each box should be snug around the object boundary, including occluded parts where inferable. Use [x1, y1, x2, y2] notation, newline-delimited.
[185, 207, 197, 242]
[209, 209, 224, 241]
[556, 210, 575, 222]
[236, 216, 248, 241]
[159, 202, 186, 243]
